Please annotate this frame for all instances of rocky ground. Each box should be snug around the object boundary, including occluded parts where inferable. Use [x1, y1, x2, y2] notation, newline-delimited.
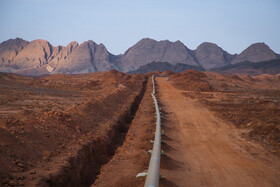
[170, 70, 280, 155]
[0, 70, 147, 186]
[1, 69, 280, 187]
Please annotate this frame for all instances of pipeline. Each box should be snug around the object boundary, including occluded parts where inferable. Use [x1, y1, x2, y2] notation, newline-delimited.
[144, 75, 161, 187]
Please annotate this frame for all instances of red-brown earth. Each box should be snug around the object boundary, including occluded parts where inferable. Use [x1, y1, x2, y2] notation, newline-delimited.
[1, 69, 280, 187]
[171, 70, 280, 155]
[0, 70, 147, 186]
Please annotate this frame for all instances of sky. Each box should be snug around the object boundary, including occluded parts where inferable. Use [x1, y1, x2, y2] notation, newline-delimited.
[0, 0, 279, 55]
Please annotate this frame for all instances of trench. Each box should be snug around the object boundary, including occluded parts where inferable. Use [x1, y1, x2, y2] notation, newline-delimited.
[40, 78, 148, 187]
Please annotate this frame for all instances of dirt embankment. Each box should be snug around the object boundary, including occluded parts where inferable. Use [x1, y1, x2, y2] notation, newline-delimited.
[92, 77, 155, 187]
[0, 70, 147, 186]
[169, 70, 212, 91]
[169, 70, 280, 155]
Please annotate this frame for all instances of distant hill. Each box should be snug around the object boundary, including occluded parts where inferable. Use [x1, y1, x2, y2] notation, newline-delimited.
[0, 38, 279, 76]
[231, 43, 278, 64]
[212, 59, 280, 75]
[195, 42, 235, 70]
[118, 38, 199, 72]
[128, 61, 204, 74]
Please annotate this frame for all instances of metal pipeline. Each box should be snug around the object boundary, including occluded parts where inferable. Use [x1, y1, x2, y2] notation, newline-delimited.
[144, 75, 161, 187]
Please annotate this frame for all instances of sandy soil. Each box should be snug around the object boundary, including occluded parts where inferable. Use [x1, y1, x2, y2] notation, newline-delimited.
[169, 70, 280, 155]
[157, 77, 280, 187]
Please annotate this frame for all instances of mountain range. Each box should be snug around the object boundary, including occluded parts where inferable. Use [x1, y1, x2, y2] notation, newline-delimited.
[0, 38, 279, 76]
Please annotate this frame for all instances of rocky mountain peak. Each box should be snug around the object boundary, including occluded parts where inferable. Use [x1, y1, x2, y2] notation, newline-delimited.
[243, 43, 274, 54]
[197, 42, 219, 50]
[10, 39, 53, 69]
[232, 42, 278, 64]
[119, 38, 198, 72]
[68, 41, 79, 47]
[0, 38, 29, 65]
[137, 38, 157, 44]
[47, 41, 79, 70]
[97, 43, 109, 52]
[53, 40, 117, 74]
[98, 43, 105, 47]
[195, 42, 231, 70]
[66, 41, 78, 54]
[0, 38, 28, 48]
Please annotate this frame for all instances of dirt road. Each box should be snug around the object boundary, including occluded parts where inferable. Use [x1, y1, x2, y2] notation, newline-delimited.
[157, 77, 280, 187]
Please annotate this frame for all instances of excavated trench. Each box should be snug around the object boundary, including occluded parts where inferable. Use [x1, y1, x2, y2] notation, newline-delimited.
[39, 78, 148, 187]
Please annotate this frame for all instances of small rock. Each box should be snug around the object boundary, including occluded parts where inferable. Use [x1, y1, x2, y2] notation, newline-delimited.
[30, 169, 36, 174]
[8, 180, 16, 186]
[52, 151, 58, 156]
[42, 156, 49, 161]
[42, 150, 51, 157]
[17, 163, 24, 168]
[2, 178, 9, 184]
[11, 168, 19, 172]
[247, 122, 252, 127]
[17, 176, 26, 180]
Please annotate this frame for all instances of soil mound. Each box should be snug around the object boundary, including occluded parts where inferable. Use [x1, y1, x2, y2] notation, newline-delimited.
[145, 70, 161, 76]
[161, 70, 175, 76]
[102, 70, 131, 82]
[253, 74, 280, 82]
[169, 70, 212, 91]
[239, 74, 255, 81]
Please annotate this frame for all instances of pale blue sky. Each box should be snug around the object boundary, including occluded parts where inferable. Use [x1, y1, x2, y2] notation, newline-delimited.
[0, 0, 279, 55]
